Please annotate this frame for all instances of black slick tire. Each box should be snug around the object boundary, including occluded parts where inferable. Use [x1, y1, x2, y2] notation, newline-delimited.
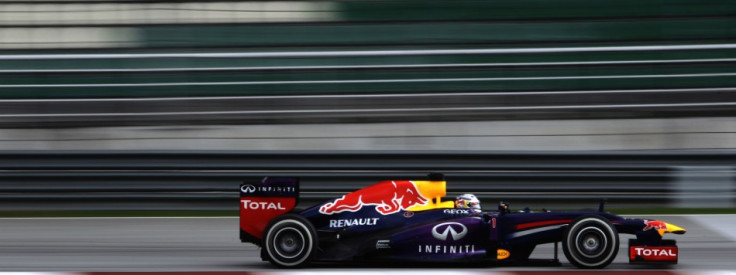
[562, 215, 619, 269]
[262, 214, 317, 268]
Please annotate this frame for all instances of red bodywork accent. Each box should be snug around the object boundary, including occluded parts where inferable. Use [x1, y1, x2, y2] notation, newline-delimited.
[239, 196, 296, 239]
[515, 219, 572, 230]
[319, 180, 429, 215]
[630, 246, 678, 263]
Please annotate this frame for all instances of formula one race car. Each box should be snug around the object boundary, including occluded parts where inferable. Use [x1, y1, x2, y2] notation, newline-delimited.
[239, 173, 686, 268]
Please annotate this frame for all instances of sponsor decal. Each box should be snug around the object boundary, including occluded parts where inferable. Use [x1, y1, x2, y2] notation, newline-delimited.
[634, 247, 677, 257]
[329, 218, 379, 228]
[643, 220, 668, 231]
[403, 211, 414, 218]
[431, 222, 467, 241]
[239, 196, 297, 239]
[418, 222, 474, 254]
[376, 240, 390, 249]
[240, 182, 295, 196]
[240, 199, 286, 210]
[443, 209, 470, 215]
[418, 222, 475, 254]
[418, 244, 475, 254]
[252, 186, 295, 193]
[239, 178, 297, 240]
[629, 246, 678, 262]
[240, 184, 256, 193]
[497, 249, 511, 260]
[319, 180, 429, 215]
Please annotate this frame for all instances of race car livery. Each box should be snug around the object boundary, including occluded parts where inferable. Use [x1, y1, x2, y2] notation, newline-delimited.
[239, 174, 686, 268]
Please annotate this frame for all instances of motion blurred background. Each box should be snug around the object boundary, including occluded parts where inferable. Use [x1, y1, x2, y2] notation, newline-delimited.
[0, 0, 734, 212]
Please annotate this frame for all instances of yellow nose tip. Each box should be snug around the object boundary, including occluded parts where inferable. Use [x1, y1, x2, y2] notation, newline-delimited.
[665, 222, 686, 235]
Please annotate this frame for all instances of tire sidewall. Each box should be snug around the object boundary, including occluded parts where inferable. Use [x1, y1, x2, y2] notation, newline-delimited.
[263, 214, 317, 268]
[562, 215, 619, 269]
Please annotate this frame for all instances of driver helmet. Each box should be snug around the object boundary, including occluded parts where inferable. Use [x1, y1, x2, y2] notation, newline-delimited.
[455, 193, 481, 214]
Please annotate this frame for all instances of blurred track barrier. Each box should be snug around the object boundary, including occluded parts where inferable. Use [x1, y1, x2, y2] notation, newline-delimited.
[2, 0, 736, 97]
[3, 45, 736, 99]
[0, 151, 732, 210]
[0, 88, 735, 127]
[1, 0, 730, 26]
[1, 0, 736, 127]
[1, 118, 736, 151]
[2, 44, 736, 126]
[0, 2, 336, 26]
[673, 167, 735, 208]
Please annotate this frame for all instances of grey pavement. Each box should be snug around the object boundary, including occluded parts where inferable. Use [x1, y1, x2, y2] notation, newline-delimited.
[0, 215, 733, 271]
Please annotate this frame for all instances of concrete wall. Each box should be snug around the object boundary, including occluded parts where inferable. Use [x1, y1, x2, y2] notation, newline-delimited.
[2, 117, 735, 151]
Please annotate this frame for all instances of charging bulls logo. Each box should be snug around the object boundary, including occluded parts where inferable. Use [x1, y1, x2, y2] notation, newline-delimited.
[643, 220, 668, 231]
[319, 180, 429, 215]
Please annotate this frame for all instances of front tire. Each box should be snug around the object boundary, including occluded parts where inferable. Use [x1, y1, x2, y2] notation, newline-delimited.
[262, 214, 317, 268]
[562, 215, 619, 269]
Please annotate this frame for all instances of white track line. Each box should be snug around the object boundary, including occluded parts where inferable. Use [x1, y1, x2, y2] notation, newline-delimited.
[3, 72, 736, 88]
[3, 43, 736, 60]
[4, 58, 736, 73]
[0, 102, 734, 118]
[0, 87, 734, 103]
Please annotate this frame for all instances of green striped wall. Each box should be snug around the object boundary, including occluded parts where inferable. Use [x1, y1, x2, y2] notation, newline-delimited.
[1, 0, 735, 98]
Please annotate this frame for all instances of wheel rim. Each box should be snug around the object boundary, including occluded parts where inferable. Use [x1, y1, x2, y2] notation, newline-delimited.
[272, 227, 305, 259]
[575, 227, 607, 258]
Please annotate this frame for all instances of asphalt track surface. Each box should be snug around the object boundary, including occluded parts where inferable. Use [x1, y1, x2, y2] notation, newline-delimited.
[0, 215, 734, 271]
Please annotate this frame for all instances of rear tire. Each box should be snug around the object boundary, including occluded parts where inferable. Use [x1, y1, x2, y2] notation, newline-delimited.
[562, 215, 619, 269]
[262, 214, 317, 268]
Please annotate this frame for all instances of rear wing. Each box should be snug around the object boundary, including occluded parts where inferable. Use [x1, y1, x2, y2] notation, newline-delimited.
[239, 177, 299, 245]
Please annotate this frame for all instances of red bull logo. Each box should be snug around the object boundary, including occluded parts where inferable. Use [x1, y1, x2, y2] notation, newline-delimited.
[643, 220, 668, 231]
[319, 180, 430, 215]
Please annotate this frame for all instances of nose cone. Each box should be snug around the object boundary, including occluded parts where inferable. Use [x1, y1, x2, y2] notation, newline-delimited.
[665, 222, 686, 235]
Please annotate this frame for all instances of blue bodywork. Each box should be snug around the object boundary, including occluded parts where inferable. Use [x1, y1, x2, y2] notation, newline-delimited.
[241, 176, 680, 266]
[294, 202, 657, 263]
